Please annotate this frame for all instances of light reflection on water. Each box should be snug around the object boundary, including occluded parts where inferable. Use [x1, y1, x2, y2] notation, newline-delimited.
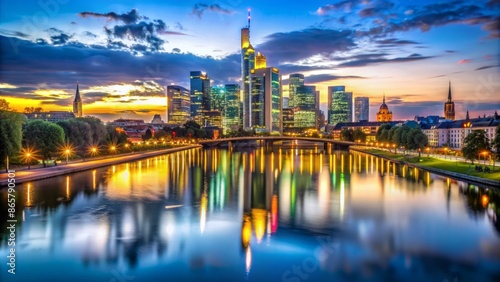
[0, 148, 499, 282]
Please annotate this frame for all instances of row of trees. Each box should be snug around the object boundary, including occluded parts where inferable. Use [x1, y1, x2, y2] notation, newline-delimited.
[340, 128, 367, 142]
[376, 124, 428, 151]
[462, 125, 500, 164]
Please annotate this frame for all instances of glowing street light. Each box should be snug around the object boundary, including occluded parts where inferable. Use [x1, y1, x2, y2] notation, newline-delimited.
[481, 151, 489, 165]
[65, 149, 70, 164]
[26, 152, 32, 169]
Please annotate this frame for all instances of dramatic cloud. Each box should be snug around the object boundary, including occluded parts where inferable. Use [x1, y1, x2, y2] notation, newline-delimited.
[304, 74, 368, 84]
[338, 53, 434, 67]
[103, 20, 167, 52]
[192, 3, 235, 19]
[79, 9, 142, 24]
[315, 0, 366, 15]
[457, 59, 472, 64]
[257, 28, 356, 64]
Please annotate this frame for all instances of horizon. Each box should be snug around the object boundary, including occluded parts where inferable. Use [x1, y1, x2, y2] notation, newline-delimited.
[0, 0, 499, 122]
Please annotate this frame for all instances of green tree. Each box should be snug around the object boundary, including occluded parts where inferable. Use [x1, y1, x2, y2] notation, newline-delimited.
[404, 127, 428, 155]
[57, 119, 92, 160]
[23, 120, 65, 166]
[462, 130, 490, 164]
[77, 117, 107, 145]
[106, 124, 128, 145]
[493, 124, 500, 160]
[23, 106, 43, 113]
[0, 99, 11, 110]
[184, 120, 201, 130]
[0, 110, 26, 169]
[340, 128, 354, 141]
[392, 125, 411, 146]
[376, 124, 393, 142]
[352, 128, 367, 142]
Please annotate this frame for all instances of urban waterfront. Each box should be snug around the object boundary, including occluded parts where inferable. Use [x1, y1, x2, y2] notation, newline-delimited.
[1, 147, 499, 282]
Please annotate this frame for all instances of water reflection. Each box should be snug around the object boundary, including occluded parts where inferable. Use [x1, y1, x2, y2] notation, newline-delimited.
[0, 148, 499, 282]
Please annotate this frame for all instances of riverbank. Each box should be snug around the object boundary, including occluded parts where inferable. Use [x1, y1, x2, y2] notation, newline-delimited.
[0, 145, 201, 187]
[350, 147, 500, 188]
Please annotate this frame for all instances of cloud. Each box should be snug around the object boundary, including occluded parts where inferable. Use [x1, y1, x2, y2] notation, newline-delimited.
[50, 32, 72, 45]
[257, 28, 356, 64]
[0, 29, 29, 38]
[338, 53, 434, 67]
[303, 74, 368, 84]
[192, 3, 235, 19]
[104, 20, 167, 52]
[175, 22, 185, 31]
[457, 59, 472, 64]
[79, 9, 142, 24]
[314, 1, 365, 15]
[82, 31, 98, 39]
[375, 38, 420, 47]
[475, 65, 500, 71]
[481, 16, 500, 38]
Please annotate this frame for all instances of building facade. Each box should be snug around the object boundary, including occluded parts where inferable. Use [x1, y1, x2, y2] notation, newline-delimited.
[241, 23, 255, 129]
[293, 85, 317, 129]
[376, 95, 393, 122]
[167, 85, 190, 125]
[73, 83, 82, 117]
[354, 97, 369, 122]
[224, 84, 241, 133]
[250, 67, 282, 134]
[444, 81, 455, 121]
[328, 86, 352, 124]
[25, 111, 75, 122]
[190, 71, 210, 125]
[288, 73, 304, 108]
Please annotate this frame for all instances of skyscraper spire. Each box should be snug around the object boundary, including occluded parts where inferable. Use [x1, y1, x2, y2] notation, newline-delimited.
[447, 80, 452, 102]
[247, 8, 251, 29]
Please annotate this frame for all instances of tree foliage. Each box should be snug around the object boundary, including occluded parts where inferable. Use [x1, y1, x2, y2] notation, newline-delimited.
[0, 110, 26, 167]
[405, 127, 428, 151]
[23, 120, 65, 164]
[462, 130, 490, 164]
[493, 124, 500, 159]
[106, 124, 128, 145]
[77, 117, 107, 145]
[376, 124, 393, 142]
[23, 106, 43, 113]
[352, 128, 367, 142]
[57, 119, 92, 159]
[0, 99, 10, 110]
[340, 128, 354, 141]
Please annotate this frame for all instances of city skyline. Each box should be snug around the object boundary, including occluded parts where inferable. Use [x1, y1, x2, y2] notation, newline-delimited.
[0, 0, 499, 121]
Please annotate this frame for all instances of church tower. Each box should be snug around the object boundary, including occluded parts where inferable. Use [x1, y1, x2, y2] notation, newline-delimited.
[376, 94, 392, 122]
[73, 82, 83, 117]
[444, 81, 455, 120]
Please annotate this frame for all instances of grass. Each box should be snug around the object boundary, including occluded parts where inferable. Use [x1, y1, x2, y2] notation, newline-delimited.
[360, 149, 500, 182]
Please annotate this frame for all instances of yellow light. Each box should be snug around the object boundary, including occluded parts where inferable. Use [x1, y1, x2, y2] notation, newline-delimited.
[65, 149, 70, 154]
[111, 146, 116, 150]
[125, 144, 129, 148]
[27, 153, 31, 157]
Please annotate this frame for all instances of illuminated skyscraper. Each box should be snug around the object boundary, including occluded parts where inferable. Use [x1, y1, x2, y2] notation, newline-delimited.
[225, 84, 241, 132]
[241, 10, 255, 129]
[354, 97, 369, 122]
[444, 81, 455, 121]
[73, 82, 82, 117]
[210, 85, 225, 113]
[190, 71, 210, 125]
[167, 85, 190, 124]
[288, 73, 304, 108]
[328, 86, 352, 124]
[293, 85, 317, 128]
[251, 67, 282, 134]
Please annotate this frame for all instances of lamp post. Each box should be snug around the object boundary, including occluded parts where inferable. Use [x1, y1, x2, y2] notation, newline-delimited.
[425, 147, 430, 158]
[444, 147, 448, 160]
[482, 151, 488, 165]
[65, 149, 70, 164]
[26, 152, 31, 170]
[110, 146, 116, 154]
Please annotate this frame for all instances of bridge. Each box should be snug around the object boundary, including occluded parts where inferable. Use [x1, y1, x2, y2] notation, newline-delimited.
[198, 136, 356, 152]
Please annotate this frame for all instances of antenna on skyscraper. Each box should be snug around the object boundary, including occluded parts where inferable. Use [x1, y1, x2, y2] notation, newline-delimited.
[247, 8, 251, 29]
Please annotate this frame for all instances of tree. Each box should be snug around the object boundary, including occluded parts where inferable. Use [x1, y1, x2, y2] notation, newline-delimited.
[0, 110, 26, 169]
[142, 128, 153, 141]
[184, 120, 201, 130]
[23, 106, 43, 113]
[462, 130, 490, 164]
[493, 124, 500, 160]
[106, 124, 128, 145]
[340, 128, 354, 141]
[392, 125, 411, 146]
[404, 127, 428, 155]
[57, 119, 92, 160]
[77, 117, 107, 145]
[376, 124, 393, 142]
[154, 129, 169, 140]
[352, 128, 367, 142]
[0, 99, 11, 110]
[23, 120, 65, 166]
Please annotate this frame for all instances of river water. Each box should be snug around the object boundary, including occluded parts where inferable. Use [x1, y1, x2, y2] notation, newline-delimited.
[1, 148, 499, 282]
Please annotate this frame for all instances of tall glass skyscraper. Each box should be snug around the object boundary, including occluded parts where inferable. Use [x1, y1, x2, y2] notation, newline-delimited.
[328, 86, 353, 124]
[190, 71, 210, 125]
[288, 73, 304, 108]
[167, 85, 191, 124]
[241, 23, 255, 129]
[293, 85, 317, 128]
[251, 67, 282, 134]
[354, 97, 369, 122]
[224, 84, 241, 133]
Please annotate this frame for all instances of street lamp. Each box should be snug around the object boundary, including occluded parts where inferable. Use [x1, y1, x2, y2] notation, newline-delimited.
[110, 145, 116, 154]
[444, 147, 448, 160]
[65, 149, 70, 164]
[26, 152, 32, 170]
[425, 147, 430, 158]
[482, 151, 489, 165]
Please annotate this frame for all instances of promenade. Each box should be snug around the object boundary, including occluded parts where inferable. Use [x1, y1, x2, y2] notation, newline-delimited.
[0, 145, 201, 187]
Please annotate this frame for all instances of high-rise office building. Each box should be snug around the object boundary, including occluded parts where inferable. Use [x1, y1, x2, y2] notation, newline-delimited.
[250, 67, 282, 134]
[241, 11, 255, 129]
[288, 73, 304, 108]
[190, 71, 210, 125]
[210, 85, 225, 113]
[328, 86, 352, 124]
[376, 94, 393, 122]
[444, 81, 455, 121]
[293, 85, 317, 128]
[354, 97, 369, 122]
[73, 82, 82, 117]
[167, 85, 191, 124]
[225, 84, 241, 133]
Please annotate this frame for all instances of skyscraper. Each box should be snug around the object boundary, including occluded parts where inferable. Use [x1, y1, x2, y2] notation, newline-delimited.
[73, 82, 82, 117]
[354, 97, 369, 122]
[241, 10, 255, 129]
[444, 81, 455, 121]
[251, 67, 282, 134]
[376, 94, 393, 122]
[190, 71, 210, 125]
[328, 86, 352, 124]
[288, 73, 304, 108]
[167, 85, 190, 124]
[293, 85, 317, 128]
[224, 84, 241, 133]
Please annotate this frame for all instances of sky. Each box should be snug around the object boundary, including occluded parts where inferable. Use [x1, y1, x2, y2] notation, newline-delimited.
[0, 0, 499, 122]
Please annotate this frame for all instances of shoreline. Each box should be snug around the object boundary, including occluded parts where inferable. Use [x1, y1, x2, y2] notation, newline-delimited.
[350, 147, 500, 188]
[0, 145, 201, 187]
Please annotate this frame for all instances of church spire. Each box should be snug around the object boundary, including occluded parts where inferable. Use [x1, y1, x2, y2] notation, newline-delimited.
[447, 80, 452, 102]
[466, 110, 469, 120]
[74, 82, 81, 102]
[383, 93, 385, 104]
[73, 82, 83, 117]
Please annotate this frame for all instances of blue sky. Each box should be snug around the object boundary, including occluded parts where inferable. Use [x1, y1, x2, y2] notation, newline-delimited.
[0, 0, 498, 121]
